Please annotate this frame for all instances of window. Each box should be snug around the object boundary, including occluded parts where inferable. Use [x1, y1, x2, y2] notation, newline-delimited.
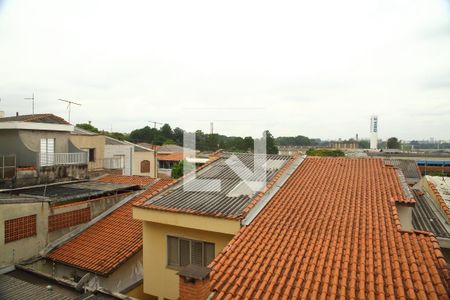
[40, 138, 55, 166]
[140, 160, 150, 173]
[88, 148, 95, 162]
[167, 236, 215, 268]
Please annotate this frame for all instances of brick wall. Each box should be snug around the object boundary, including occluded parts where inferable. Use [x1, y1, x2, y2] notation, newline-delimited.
[4, 215, 37, 243]
[179, 277, 211, 300]
[48, 207, 91, 232]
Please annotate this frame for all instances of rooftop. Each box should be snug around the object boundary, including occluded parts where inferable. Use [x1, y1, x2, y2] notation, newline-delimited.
[412, 189, 450, 239]
[385, 159, 422, 185]
[96, 174, 156, 187]
[3, 181, 139, 204]
[0, 273, 71, 300]
[139, 153, 293, 220]
[0, 113, 70, 125]
[210, 157, 449, 299]
[426, 175, 450, 220]
[46, 178, 173, 275]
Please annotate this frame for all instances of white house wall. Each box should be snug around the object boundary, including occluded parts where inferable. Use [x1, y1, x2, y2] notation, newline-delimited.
[104, 145, 133, 176]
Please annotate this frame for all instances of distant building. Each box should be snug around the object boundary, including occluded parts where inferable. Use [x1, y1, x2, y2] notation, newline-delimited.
[370, 115, 378, 149]
[330, 141, 358, 150]
[0, 114, 88, 188]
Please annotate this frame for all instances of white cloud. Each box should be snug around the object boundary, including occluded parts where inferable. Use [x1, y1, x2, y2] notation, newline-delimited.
[0, 0, 449, 140]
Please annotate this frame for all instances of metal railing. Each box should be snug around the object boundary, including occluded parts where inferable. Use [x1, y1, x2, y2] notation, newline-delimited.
[0, 154, 16, 179]
[89, 157, 124, 170]
[38, 152, 88, 167]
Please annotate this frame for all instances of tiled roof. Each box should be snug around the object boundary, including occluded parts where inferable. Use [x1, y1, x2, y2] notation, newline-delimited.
[385, 159, 422, 185]
[426, 176, 450, 221]
[157, 152, 185, 161]
[210, 157, 450, 299]
[0, 113, 70, 125]
[46, 178, 173, 275]
[96, 174, 155, 187]
[0, 274, 71, 300]
[140, 153, 293, 220]
[412, 189, 450, 239]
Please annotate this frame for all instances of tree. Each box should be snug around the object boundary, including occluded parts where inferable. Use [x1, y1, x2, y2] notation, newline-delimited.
[76, 123, 99, 133]
[387, 137, 400, 149]
[306, 149, 345, 157]
[171, 160, 195, 179]
[264, 130, 278, 154]
[358, 140, 370, 149]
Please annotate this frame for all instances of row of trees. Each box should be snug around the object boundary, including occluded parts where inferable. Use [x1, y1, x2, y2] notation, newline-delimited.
[77, 123, 279, 154]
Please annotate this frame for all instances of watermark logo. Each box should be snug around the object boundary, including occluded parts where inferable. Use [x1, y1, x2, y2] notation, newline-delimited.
[182, 131, 268, 193]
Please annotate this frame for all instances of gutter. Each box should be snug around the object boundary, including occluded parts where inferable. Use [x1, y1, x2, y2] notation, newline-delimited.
[40, 189, 145, 256]
[241, 155, 306, 226]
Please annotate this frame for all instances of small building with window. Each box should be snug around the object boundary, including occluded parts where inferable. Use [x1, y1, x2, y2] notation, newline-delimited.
[133, 152, 297, 299]
[0, 113, 88, 188]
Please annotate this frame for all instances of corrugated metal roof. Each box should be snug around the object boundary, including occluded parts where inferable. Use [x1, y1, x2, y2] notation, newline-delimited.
[0, 274, 71, 300]
[144, 153, 291, 218]
[412, 189, 450, 239]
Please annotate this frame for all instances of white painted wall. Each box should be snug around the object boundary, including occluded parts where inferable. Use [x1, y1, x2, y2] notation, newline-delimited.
[104, 144, 133, 176]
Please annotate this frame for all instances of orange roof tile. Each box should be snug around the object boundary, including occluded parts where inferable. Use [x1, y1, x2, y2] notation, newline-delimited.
[210, 157, 449, 299]
[96, 174, 155, 187]
[157, 152, 185, 161]
[46, 178, 173, 275]
[427, 180, 450, 221]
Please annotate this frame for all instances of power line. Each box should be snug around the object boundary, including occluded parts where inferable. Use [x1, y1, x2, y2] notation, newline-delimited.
[58, 99, 81, 123]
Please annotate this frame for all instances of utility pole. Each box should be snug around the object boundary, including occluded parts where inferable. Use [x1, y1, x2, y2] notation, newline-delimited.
[148, 120, 163, 128]
[58, 99, 81, 123]
[25, 93, 35, 114]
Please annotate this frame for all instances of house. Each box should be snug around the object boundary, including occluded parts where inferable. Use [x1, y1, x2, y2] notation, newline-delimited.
[105, 137, 158, 177]
[206, 157, 449, 299]
[0, 113, 88, 188]
[133, 153, 295, 299]
[0, 178, 141, 267]
[24, 178, 174, 298]
[153, 144, 202, 177]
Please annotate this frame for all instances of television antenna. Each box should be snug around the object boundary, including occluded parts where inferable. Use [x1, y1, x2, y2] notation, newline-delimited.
[148, 120, 163, 128]
[58, 99, 81, 123]
[24, 93, 35, 114]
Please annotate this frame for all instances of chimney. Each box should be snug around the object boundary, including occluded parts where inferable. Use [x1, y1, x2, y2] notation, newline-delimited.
[178, 264, 211, 300]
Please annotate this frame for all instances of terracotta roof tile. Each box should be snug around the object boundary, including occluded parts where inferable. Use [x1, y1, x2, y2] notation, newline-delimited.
[96, 175, 155, 187]
[0, 113, 70, 125]
[210, 157, 450, 299]
[46, 178, 173, 275]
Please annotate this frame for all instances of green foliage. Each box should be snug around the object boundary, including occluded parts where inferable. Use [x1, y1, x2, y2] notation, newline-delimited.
[264, 130, 278, 154]
[306, 149, 345, 157]
[387, 137, 400, 149]
[358, 140, 370, 149]
[276, 135, 312, 146]
[171, 160, 195, 179]
[76, 123, 99, 133]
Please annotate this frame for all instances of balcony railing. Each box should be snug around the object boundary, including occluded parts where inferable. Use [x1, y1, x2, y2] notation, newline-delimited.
[38, 152, 88, 167]
[89, 157, 124, 170]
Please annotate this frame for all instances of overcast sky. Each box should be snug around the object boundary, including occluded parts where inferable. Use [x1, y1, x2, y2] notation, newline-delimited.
[0, 0, 449, 140]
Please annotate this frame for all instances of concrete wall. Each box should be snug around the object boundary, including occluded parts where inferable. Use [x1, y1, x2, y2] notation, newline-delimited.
[140, 221, 235, 299]
[19, 130, 70, 153]
[395, 204, 413, 230]
[133, 151, 157, 178]
[70, 135, 106, 171]
[105, 145, 133, 176]
[0, 201, 50, 266]
[0, 129, 36, 167]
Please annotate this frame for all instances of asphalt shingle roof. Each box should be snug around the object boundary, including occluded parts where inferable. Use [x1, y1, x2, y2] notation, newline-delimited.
[210, 157, 449, 299]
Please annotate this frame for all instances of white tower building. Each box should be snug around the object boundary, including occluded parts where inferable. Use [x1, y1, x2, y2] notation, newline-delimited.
[370, 115, 378, 149]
